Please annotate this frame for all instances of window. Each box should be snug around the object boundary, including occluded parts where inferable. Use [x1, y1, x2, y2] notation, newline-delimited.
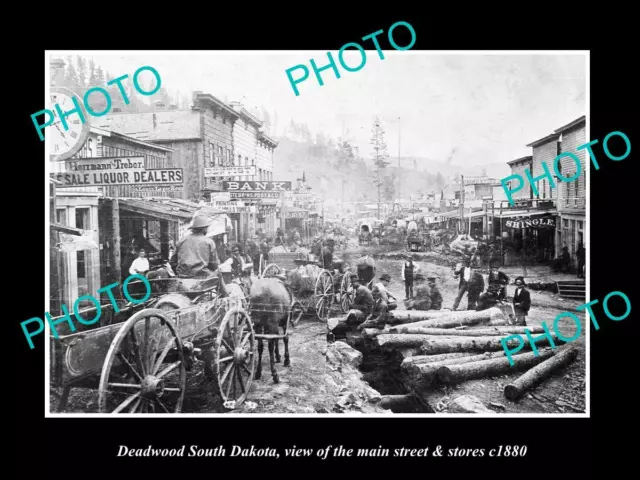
[56, 208, 67, 225]
[218, 146, 223, 165]
[541, 179, 546, 199]
[227, 149, 231, 165]
[209, 142, 215, 166]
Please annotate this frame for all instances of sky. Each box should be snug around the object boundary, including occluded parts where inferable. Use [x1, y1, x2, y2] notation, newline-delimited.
[53, 51, 586, 168]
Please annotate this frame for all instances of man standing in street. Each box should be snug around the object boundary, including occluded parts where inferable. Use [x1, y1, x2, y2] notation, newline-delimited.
[576, 241, 585, 279]
[401, 255, 419, 299]
[171, 216, 220, 278]
[512, 276, 531, 325]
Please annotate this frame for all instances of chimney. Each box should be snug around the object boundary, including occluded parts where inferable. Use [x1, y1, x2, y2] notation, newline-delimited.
[229, 100, 243, 113]
[50, 58, 66, 87]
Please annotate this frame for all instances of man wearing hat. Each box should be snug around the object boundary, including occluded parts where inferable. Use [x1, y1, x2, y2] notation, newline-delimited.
[406, 273, 432, 311]
[427, 276, 443, 310]
[360, 273, 397, 329]
[350, 273, 375, 319]
[171, 215, 220, 278]
[512, 276, 530, 325]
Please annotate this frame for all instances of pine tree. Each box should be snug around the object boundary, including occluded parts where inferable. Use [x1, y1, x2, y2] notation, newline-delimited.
[76, 56, 87, 89]
[370, 116, 390, 219]
[88, 59, 97, 86]
[64, 56, 80, 91]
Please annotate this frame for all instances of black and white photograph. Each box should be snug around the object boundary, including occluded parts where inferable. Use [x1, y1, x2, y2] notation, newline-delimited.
[45, 50, 588, 416]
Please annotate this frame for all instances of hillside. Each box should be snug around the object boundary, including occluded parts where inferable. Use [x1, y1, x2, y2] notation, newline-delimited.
[273, 136, 511, 201]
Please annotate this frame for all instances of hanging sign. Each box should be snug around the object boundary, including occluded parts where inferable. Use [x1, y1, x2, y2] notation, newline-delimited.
[205, 166, 256, 177]
[223, 181, 291, 191]
[505, 217, 556, 229]
[51, 168, 183, 187]
[283, 210, 308, 219]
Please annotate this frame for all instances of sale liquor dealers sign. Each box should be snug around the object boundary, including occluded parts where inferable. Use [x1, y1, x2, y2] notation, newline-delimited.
[50, 156, 183, 187]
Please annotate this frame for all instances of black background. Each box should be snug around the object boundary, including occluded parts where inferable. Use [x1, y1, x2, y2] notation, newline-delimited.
[13, 10, 635, 477]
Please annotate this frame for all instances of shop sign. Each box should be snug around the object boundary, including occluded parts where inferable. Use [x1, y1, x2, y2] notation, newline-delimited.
[205, 166, 256, 177]
[230, 191, 280, 199]
[505, 218, 556, 229]
[132, 185, 183, 195]
[211, 193, 231, 202]
[222, 181, 291, 191]
[51, 168, 183, 187]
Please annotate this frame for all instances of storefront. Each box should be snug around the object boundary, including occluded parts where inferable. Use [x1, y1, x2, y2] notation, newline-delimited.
[279, 206, 309, 237]
[556, 213, 585, 270]
[487, 209, 557, 266]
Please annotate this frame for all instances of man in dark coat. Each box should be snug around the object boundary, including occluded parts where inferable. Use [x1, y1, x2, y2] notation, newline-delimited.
[427, 276, 443, 310]
[576, 241, 585, 278]
[452, 261, 485, 310]
[512, 276, 531, 325]
[350, 274, 375, 319]
[406, 273, 432, 311]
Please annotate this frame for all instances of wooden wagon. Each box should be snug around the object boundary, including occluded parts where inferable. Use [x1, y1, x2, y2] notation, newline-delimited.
[50, 276, 260, 414]
[259, 251, 353, 321]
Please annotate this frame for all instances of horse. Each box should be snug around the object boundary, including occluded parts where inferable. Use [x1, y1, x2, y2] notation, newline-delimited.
[248, 278, 292, 384]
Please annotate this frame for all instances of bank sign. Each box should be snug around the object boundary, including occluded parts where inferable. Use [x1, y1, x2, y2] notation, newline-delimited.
[222, 181, 291, 191]
[505, 217, 555, 229]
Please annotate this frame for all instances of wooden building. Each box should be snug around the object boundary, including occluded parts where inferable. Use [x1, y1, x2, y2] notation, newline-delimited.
[554, 116, 586, 267]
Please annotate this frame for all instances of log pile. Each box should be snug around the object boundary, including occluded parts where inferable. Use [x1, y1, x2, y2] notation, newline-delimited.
[335, 307, 578, 407]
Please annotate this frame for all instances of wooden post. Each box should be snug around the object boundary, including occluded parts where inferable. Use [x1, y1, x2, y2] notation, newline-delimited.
[50, 181, 61, 315]
[160, 220, 169, 259]
[111, 198, 122, 288]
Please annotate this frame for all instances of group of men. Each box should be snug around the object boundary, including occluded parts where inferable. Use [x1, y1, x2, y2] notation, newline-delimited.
[349, 267, 444, 330]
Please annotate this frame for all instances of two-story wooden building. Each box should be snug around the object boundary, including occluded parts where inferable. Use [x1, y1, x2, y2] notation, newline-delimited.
[553, 116, 586, 266]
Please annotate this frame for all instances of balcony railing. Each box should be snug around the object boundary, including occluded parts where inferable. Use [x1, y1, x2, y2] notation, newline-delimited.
[557, 197, 586, 209]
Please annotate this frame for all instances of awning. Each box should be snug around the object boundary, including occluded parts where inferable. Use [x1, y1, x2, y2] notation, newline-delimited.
[439, 209, 485, 219]
[488, 209, 557, 219]
[117, 198, 196, 222]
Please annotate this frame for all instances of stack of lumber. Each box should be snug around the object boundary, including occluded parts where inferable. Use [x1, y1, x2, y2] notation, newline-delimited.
[357, 308, 579, 402]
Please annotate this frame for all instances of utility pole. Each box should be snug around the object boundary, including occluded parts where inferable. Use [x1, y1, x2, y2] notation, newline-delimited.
[398, 116, 401, 205]
[459, 174, 464, 234]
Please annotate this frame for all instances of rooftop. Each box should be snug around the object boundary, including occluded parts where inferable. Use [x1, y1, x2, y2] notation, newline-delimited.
[526, 132, 561, 148]
[554, 115, 586, 134]
[96, 111, 202, 142]
[507, 155, 533, 166]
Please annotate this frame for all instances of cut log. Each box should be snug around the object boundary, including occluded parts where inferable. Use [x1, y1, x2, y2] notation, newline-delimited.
[504, 346, 578, 401]
[389, 326, 546, 336]
[361, 328, 384, 339]
[402, 351, 514, 390]
[379, 394, 417, 410]
[389, 308, 505, 330]
[389, 309, 461, 323]
[394, 348, 422, 362]
[420, 333, 561, 355]
[437, 348, 556, 384]
[375, 334, 433, 350]
[401, 352, 473, 367]
[389, 307, 504, 326]
[327, 314, 351, 334]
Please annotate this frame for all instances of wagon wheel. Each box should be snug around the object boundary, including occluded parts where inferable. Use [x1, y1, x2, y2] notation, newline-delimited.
[314, 270, 334, 322]
[211, 307, 256, 408]
[261, 263, 281, 279]
[287, 300, 305, 333]
[339, 271, 355, 313]
[98, 309, 186, 414]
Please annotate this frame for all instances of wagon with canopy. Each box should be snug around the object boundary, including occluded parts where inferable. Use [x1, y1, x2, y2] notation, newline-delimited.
[260, 249, 353, 321]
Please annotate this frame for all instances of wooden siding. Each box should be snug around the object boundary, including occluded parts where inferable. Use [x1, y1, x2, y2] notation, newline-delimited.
[557, 124, 586, 212]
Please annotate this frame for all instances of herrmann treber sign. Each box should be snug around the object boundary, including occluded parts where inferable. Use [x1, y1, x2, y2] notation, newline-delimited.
[222, 181, 291, 191]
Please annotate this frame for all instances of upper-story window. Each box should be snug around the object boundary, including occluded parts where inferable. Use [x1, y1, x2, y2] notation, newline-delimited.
[218, 146, 223, 165]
